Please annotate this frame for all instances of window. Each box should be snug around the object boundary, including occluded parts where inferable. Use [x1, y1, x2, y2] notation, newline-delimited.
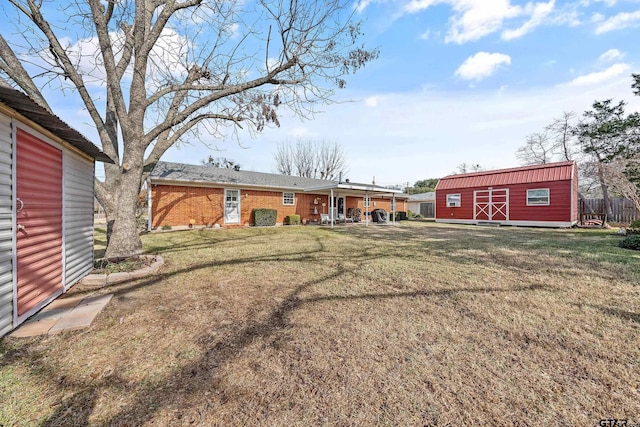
[446, 193, 461, 207]
[363, 195, 371, 208]
[283, 192, 295, 205]
[390, 199, 396, 212]
[527, 188, 550, 205]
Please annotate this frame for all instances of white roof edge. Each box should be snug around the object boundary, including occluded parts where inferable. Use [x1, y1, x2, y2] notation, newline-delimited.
[304, 183, 404, 193]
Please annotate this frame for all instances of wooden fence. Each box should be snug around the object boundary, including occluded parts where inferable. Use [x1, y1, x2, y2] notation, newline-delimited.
[580, 198, 639, 224]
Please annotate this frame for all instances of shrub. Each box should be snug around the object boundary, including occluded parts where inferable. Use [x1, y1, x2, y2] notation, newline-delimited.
[395, 211, 408, 221]
[619, 235, 640, 250]
[627, 219, 640, 235]
[161, 225, 172, 230]
[253, 208, 277, 226]
[284, 214, 301, 225]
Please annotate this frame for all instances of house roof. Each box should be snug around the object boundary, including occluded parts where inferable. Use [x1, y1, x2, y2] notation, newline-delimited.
[150, 161, 338, 190]
[150, 161, 407, 196]
[435, 161, 576, 191]
[408, 191, 435, 201]
[0, 84, 112, 163]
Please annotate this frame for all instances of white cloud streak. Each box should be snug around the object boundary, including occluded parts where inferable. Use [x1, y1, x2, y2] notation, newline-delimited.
[599, 48, 625, 62]
[501, 0, 555, 40]
[561, 63, 630, 87]
[594, 9, 640, 33]
[455, 52, 512, 81]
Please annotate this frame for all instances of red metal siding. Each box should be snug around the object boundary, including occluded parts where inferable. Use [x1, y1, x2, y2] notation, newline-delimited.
[436, 180, 575, 223]
[16, 129, 63, 316]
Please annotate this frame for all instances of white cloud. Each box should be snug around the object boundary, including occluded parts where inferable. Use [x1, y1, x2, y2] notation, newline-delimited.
[595, 9, 640, 34]
[365, 96, 383, 107]
[404, 0, 440, 14]
[445, 0, 522, 43]
[561, 63, 630, 87]
[599, 48, 625, 62]
[356, 0, 372, 13]
[420, 29, 432, 39]
[455, 52, 511, 81]
[403, 0, 557, 44]
[501, 0, 555, 40]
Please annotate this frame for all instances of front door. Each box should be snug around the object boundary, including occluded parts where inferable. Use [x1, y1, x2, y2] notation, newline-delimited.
[15, 128, 64, 318]
[474, 188, 509, 221]
[224, 189, 240, 224]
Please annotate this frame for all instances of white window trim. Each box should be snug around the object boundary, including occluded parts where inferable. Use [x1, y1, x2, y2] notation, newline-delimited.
[363, 195, 371, 208]
[446, 193, 461, 208]
[283, 191, 295, 206]
[526, 188, 550, 206]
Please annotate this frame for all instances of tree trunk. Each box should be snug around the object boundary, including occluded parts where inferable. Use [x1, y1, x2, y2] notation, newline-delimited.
[596, 162, 613, 217]
[102, 152, 145, 260]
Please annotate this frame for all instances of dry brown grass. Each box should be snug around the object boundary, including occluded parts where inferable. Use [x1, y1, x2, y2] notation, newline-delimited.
[1, 222, 639, 426]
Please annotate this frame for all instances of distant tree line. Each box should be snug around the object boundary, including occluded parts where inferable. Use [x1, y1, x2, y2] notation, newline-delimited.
[515, 74, 640, 216]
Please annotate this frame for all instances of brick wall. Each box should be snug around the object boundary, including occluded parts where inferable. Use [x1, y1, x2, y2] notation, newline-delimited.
[151, 184, 407, 228]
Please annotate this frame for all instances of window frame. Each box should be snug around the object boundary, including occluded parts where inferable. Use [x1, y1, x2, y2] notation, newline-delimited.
[282, 192, 295, 206]
[363, 195, 371, 208]
[446, 193, 461, 208]
[526, 188, 550, 206]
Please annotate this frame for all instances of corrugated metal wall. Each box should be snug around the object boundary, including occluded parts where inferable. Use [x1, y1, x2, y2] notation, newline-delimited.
[0, 114, 13, 337]
[64, 149, 95, 289]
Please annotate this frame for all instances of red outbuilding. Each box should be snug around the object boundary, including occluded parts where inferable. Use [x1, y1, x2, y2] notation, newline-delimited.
[435, 161, 579, 227]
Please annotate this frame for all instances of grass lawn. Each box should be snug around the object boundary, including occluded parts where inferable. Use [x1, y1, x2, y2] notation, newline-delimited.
[1, 222, 639, 426]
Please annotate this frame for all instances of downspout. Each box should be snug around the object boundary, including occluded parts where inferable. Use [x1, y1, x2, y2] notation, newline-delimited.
[147, 178, 152, 232]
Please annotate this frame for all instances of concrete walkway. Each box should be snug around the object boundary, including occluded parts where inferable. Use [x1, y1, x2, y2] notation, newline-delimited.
[10, 294, 113, 338]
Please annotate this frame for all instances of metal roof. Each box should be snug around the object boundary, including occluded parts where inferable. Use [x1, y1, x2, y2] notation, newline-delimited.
[436, 161, 576, 191]
[0, 85, 112, 163]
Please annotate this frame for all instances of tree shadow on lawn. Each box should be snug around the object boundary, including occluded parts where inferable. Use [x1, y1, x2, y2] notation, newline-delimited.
[7, 229, 554, 426]
[39, 273, 548, 425]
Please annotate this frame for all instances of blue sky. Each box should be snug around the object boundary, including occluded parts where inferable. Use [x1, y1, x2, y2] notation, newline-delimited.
[4, 0, 640, 187]
[163, 0, 640, 186]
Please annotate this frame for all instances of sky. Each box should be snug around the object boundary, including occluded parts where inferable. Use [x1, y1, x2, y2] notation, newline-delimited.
[3, 0, 640, 187]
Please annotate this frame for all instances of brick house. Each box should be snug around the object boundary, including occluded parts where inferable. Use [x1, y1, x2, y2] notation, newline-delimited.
[148, 162, 408, 228]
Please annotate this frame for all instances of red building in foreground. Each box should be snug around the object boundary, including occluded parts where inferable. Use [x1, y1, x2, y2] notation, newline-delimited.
[435, 161, 579, 228]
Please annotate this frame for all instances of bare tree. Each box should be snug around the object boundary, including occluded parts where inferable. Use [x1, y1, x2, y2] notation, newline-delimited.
[202, 156, 240, 169]
[0, 1, 377, 258]
[603, 159, 640, 214]
[546, 111, 579, 161]
[516, 132, 554, 165]
[274, 138, 347, 180]
[455, 163, 483, 174]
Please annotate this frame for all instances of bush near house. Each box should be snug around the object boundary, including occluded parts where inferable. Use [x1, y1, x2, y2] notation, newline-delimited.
[394, 211, 408, 221]
[252, 208, 277, 226]
[284, 215, 301, 225]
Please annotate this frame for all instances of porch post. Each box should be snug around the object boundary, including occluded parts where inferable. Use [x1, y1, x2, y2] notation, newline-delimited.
[330, 188, 334, 229]
[365, 191, 369, 227]
[392, 193, 396, 224]
[147, 179, 152, 232]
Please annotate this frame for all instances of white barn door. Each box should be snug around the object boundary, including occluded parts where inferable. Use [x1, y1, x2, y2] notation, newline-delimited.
[474, 188, 509, 221]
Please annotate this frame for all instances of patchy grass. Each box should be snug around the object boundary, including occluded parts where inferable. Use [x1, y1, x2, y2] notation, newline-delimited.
[1, 222, 639, 426]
